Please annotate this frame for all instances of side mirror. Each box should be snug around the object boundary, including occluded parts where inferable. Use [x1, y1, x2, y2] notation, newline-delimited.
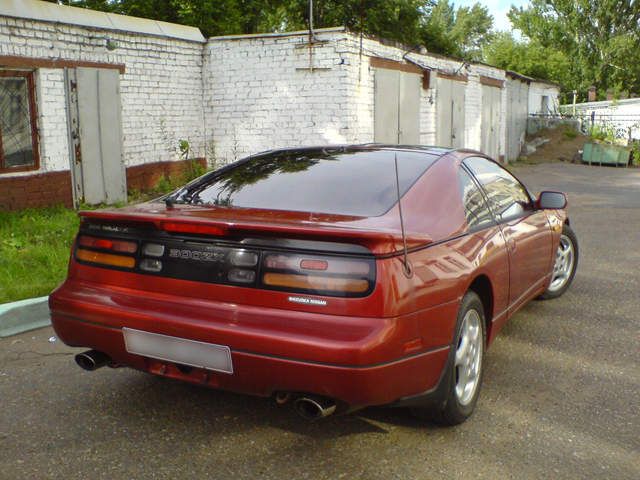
[537, 191, 567, 209]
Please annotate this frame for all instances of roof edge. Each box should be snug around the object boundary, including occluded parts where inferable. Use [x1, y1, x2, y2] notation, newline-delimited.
[0, 0, 205, 43]
[208, 27, 347, 42]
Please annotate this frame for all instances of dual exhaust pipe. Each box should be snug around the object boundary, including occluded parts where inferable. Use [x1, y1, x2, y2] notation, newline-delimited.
[75, 350, 338, 420]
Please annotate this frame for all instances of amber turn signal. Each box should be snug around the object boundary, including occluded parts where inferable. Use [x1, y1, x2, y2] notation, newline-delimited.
[263, 273, 369, 293]
[76, 248, 136, 269]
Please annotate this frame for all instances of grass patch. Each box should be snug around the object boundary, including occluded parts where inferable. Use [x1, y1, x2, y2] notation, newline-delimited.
[0, 205, 79, 304]
[0, 162, 212, 304]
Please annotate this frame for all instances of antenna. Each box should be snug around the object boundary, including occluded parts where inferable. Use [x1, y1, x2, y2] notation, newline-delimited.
[394, 153, 411, 276]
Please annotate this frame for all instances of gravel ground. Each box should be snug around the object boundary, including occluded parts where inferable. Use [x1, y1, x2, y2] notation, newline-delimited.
[1, 162, 638, 480]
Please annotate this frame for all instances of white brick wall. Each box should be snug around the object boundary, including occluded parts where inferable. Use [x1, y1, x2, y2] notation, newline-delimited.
[0, 14, 550, 180]
[529, 82, 560, 114]
[204, 30, 354, 163]
[35, 68, 69, 172]
[205, 31, 512, 164]
[0, 17, 205, 177]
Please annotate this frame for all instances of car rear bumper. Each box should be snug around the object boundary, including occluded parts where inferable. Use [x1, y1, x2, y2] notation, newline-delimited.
[50, 280, 453, 407]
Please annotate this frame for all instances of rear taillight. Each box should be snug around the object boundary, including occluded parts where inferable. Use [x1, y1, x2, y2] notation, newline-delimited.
[75, 235, 137, 269]
[78, 235, 137, 253]
[261, 253, 375, 297]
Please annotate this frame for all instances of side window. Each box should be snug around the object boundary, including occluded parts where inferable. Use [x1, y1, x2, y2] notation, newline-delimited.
[458, 168, 494, 229]
[463, 157, 531, 220]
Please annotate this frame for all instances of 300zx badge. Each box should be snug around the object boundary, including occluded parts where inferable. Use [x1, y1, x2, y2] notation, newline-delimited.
[168, 248, 224, 262]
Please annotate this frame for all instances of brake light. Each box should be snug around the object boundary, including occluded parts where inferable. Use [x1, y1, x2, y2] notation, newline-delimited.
[76, 249, 136, 268]
[300, 259, 328, 271]
[161, 222, 226, 236]
[261, 253, 374, 297]
[78, 235, 137, 253]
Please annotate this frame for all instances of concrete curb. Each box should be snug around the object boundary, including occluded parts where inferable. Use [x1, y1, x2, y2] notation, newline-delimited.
[0, 296, 51, 338]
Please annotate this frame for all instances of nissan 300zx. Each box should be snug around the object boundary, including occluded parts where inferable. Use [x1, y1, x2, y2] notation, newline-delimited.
[50, 145, 578, 425]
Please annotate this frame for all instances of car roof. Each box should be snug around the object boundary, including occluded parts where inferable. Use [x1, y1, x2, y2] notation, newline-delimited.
[251, 144, 464, 159]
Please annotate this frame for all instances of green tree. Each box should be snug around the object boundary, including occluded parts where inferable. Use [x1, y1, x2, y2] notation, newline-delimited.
[419, 1, 493, 61]
[508, 0, 640, 99]
[483, 32, 571, 89]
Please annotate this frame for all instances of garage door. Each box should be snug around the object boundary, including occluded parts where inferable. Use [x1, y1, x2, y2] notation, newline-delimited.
[66, 67, 126, 205]
[481, 84, 502, 160]
[374, 67, 421, 144]
[436, 76, 466, 148]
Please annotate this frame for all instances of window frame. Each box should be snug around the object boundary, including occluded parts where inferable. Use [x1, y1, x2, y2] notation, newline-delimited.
[462, 156, 534, 224]
[457, 166, 496, 232]
[0, 69, 40, 174]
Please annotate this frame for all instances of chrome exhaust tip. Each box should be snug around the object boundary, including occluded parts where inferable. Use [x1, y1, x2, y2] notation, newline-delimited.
[275, 392, 293, 405]
[294, 396, 337, 420]
[75, 350, 111, 371]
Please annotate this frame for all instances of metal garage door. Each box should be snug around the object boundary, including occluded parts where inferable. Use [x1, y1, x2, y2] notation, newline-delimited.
[65, 67, 126, 206]
[506, 78, 529, 161]
[436, 76, 465, 148]
[481, 84, 502, 160]
[374, 68, 421, 144]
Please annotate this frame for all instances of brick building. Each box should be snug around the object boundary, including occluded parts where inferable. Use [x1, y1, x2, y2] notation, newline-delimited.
[0, 0, 559, 211]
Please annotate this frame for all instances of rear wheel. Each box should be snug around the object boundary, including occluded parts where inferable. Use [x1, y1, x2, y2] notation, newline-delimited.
[413, 291, 486, 425]
[540, 224, 578, 299]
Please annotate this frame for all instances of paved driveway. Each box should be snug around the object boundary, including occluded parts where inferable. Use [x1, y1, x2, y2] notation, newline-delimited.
[1, 162, 638, 479]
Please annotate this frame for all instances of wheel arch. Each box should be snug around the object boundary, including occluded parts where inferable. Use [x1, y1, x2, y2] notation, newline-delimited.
[467, 274, 494, 343]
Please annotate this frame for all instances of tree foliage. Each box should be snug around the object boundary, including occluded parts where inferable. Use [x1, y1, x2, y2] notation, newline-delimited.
[506, 0, 640, 100]
[421, 1, 493, 61]
[483, 32, 571, 88]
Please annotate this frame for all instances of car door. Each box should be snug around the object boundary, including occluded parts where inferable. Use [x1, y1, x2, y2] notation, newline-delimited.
[463, 157, 554, 312]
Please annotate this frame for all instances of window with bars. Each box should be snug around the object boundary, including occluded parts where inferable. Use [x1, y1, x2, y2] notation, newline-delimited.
[0, 70, 39, 173]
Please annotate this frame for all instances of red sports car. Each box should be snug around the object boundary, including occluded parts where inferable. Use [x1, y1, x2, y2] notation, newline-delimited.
[50, 145, 578, 425]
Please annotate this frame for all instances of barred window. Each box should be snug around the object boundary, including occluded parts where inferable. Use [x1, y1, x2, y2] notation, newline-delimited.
[0, 71, 39, 173]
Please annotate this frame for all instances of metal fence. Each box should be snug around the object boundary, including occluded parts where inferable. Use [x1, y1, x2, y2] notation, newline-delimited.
[528, 111, 640, 143]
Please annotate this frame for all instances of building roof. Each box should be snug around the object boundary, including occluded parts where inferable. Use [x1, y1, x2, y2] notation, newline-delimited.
[0, 0, 205, 43]
[564, 97, 640, 109]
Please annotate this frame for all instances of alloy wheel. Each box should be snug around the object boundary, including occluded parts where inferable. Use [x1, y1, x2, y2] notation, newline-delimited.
[454, 309, 483, 406]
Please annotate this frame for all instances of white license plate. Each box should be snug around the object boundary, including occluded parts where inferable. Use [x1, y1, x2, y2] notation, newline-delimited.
[123, 328, 233, 374]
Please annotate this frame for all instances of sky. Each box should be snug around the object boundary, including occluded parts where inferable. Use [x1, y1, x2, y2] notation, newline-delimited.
[453, 0, 530, 31]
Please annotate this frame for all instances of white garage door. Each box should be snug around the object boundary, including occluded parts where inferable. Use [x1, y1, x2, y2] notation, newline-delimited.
[374, 67, 421, 144]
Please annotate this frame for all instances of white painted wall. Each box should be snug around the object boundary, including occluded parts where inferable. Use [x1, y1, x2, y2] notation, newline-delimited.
[0, 13, 205, 177]
[529, 82, 560, 114]
[0, 3, 541, 182]
[204, 29, 355, 163]
[567, 98, 640, 140]
[205, 31, 512, 164]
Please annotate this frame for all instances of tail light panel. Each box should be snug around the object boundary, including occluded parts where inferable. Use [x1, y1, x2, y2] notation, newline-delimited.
[74, 224, 376, 298]
[261, 253, 375, 297]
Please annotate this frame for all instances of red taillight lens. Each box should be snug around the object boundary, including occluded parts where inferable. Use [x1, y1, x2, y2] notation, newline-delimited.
[78, 235, 137, 253]
[160, 222, 226, 236]
[300, 259, 328, 271]
[261, 253, 374, 297]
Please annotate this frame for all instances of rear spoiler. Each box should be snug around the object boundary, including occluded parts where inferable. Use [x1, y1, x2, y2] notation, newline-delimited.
[79, 210, 433, 256]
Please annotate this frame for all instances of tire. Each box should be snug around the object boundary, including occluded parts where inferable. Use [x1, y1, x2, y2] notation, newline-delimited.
[539, 224, 579, 300]
[412, 291, 486, 426]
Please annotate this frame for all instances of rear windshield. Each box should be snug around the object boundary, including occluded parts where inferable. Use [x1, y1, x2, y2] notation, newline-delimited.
[172, 149, 438, 217]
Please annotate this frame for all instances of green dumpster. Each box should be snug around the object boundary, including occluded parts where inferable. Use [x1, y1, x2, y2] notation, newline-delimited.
[582, 142, 631, 166]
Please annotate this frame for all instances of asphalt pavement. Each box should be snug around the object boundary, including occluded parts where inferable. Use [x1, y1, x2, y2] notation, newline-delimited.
[0, 162, 638, 479]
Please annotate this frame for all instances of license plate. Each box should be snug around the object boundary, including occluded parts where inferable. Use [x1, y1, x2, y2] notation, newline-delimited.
[123, 328, 233, 374]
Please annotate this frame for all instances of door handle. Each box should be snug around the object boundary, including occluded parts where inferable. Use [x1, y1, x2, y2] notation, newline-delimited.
[508, 239, 516, 251]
